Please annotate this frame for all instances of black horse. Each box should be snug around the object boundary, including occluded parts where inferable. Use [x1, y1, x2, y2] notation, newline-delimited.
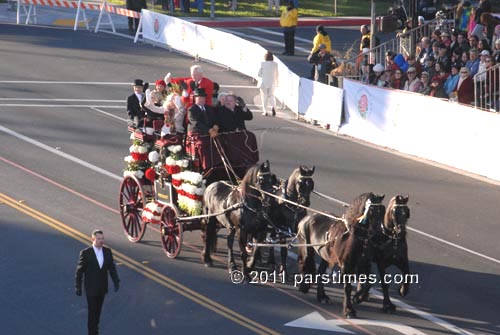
[202, 160, 276, 276]
[370, 194, 411, 313]
[296, 192, 385, 318]
[266, 166, 315, 274]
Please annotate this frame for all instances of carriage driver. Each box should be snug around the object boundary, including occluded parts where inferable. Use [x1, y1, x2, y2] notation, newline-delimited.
[187, 88, 219, 138]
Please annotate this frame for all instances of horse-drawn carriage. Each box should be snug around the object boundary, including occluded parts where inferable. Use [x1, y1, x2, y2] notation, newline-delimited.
[119, 122, 259, 258]
[118, 119, 412, 319]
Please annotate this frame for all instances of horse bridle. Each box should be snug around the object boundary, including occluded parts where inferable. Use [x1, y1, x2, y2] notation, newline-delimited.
[381, 203, 409, 239]
[295, 174, 313, 206]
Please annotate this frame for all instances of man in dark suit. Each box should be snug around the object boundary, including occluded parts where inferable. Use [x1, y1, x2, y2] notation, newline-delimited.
[216, 94, 253, 133]
[126, 0, 146, 34]
[75, 230, 120, 335]
[187, 88, 219, 137]
[126, 79, 146, 127]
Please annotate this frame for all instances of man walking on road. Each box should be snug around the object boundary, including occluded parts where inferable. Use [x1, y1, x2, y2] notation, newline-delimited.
[75, 230, 120, 335]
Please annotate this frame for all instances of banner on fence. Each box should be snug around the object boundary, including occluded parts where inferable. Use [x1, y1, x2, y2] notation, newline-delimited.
[298, 78, 343, 128]
[341, 79, 500, 181]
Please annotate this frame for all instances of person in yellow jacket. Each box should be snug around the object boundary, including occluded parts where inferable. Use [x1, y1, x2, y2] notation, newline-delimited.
[280, 1, 298, 56]
[311, 25, 331, 54]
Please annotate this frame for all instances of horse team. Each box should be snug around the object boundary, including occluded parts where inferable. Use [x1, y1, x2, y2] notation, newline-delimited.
[201, 161, 411, 319]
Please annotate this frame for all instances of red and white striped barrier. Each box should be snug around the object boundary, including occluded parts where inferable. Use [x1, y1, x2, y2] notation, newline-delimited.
[16, 0, 143, 40]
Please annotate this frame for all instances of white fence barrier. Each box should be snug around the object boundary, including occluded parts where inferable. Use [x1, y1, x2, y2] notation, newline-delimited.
[341, 79, 500, 181]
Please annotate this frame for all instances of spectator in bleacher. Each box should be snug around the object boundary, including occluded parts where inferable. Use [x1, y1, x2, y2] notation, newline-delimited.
[454, 67, 475, 104]
[478, 38, 492, 55]
[444, 63, 461, 97]
[360, 63, 375, 84]
[385, 51, 400, 74]
[406, 53, 422, 76]
[493, 25, 500, 47]
[431, 29, 442, 45]
[126, 0, 146, 34]
[484, 56, 500, 110]
[493, 39, 500, 63]
[372, 64, 389, 87]
[394, 53, 409, 73]
[417, 37, 433, 66]
[455, 1, 473, 32]
[436, 43, 451, 73]
[436, 62, 449, 81]
[441, 31, 452, 48]
[391, 69, 406, 89]
[475, 0, 492, 27]
[461, 50, 470, 66]
[468, 35, 479, 50]
[356, 25, 371, 70]
[429, 76, 448, 98]
[404, 67, 423, 92]
[258, 50, 279, 116]
[451, 48, 463, 66]
[449, 30, 461, 54]
[480, 14, 500, 47]
[456, 32, 471, 52]
[475, 49, 490, 105]
[468, 6, 478, 37]
[280, 0, 298, 56]
[466, 49, 480, 75]
[423, 55, 437, 78]
[419, 72, 431, 95]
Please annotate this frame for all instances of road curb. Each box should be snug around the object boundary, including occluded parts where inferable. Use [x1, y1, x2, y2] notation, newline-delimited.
[192, 18, 370, 28]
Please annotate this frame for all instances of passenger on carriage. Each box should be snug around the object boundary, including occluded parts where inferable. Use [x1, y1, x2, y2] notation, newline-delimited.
[167, 65, 215, 108]
[163, 93, 186, 135]
[187, 88, 219, 137]
[215, 94, 253, 133]
[126, 79, 146, 127]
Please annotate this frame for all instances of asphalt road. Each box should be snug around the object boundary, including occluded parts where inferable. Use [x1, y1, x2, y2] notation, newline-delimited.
[1, 23, 500, 335]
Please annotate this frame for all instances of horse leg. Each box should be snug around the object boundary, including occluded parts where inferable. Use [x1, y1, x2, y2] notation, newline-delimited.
[343, 280, 357, 319]
[398, 259, 411, 297]
[279, 245, 288, 278]
[297, 246, 316, 294]
[266, 232, 276, 271]
[202, 217, 216, 267]
[378, 262, 396, 313]
[227, 228, 237, 273]
[317, 259, 331, 304]
[353, 261, 372, 304]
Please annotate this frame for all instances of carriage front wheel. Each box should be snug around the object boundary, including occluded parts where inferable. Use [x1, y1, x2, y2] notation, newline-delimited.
[160, 204, 183, 258]
[119, 175, 147, 242]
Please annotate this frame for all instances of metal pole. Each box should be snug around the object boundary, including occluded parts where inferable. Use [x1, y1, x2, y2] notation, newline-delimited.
[210, 0, 215, 19]
[370, 0, 376, 54]
[334, 0, 336, 16]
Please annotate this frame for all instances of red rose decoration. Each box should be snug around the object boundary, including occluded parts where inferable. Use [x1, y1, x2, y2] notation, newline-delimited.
[145, 168, 157, 182]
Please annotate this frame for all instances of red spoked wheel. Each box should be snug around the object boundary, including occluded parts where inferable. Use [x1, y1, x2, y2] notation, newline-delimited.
[119, 175, 147, 242]
[160, 204, 183, 258]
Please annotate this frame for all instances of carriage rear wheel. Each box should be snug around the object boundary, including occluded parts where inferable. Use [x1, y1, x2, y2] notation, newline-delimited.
[160, 204, 183, 258]
[119, 175, 147, 242]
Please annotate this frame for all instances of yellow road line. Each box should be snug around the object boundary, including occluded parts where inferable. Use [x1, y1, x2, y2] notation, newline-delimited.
[0, 193, 280, 335]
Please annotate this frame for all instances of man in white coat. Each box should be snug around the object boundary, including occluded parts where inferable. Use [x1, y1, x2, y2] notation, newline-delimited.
[258, 51, 279, 116]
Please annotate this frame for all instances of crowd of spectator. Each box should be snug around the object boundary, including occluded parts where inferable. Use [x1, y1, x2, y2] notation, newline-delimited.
[354, 0, 500, 110]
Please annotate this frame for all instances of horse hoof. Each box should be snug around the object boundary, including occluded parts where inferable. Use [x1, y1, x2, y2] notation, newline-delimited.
[228, 264, 238, 273]
[318, 296, 331, 305]
[204, 261, 213, 268]
[298, 283, 310, 294]
[382, 304, 396, 313]
[400, 284, 409, 297]
[345, 310, 357, 319]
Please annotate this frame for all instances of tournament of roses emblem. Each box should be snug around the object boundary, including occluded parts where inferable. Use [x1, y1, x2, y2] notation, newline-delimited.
[153, 17, 161, 38]
[356, 90, 370, 119]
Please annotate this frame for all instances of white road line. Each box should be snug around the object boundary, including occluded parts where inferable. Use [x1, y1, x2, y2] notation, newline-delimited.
[90, 107, 128, 122]
[249, 27, 312, 44]
[0, 124, 490, 335]
[219, 28, 310, 54]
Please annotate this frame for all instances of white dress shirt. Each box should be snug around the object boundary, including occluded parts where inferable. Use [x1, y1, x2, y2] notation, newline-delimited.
[93, 246, 104, 269]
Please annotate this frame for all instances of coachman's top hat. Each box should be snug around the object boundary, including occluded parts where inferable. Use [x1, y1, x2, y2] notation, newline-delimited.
[133, 79, 144, 86]
[193, 88, 207, 97]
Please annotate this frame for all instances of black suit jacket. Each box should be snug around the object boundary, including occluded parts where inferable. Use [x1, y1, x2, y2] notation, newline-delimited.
[216, 106, 253, 133]
[126, 93, 146, 119]
[187, 104, 215, 134]
[75, 246, 120, 297]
